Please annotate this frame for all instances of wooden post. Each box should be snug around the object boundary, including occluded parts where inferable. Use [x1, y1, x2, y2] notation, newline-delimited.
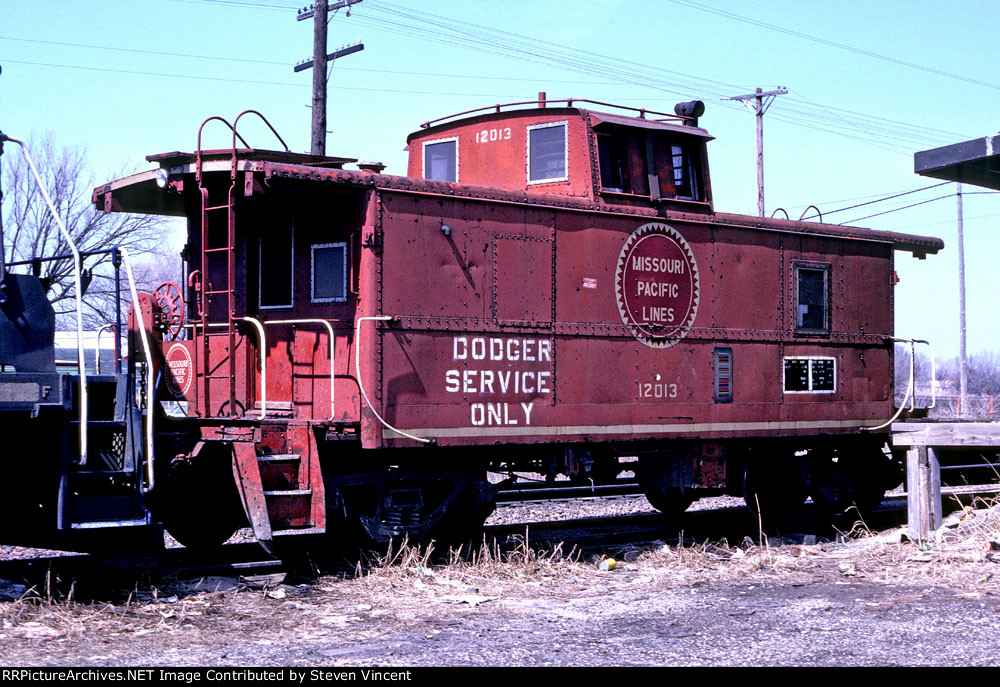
[906, 445, 941, 542]
[311, 0, 329, 156]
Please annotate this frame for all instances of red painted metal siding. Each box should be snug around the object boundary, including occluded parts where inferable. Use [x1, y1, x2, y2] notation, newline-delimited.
[361, 187, 897, 449]
[407, 109, 594, 198]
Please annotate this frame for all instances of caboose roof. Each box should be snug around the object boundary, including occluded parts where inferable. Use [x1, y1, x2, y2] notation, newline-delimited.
[586, 110, 713, 139]
[146, 148, 357, 168]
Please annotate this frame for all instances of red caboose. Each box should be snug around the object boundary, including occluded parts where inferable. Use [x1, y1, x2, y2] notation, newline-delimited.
[89, 100, 942, 549]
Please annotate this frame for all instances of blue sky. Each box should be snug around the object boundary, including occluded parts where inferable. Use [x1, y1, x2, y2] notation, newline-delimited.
[2, 0, 998, 358]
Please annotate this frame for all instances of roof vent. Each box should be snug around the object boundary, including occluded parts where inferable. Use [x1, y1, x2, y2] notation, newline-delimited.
[674, 101, 705, 127]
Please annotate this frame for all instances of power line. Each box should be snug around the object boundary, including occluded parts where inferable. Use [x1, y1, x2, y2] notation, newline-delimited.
[0, 35, 621, 84]
[893, 211, 1000, 231]
[668, 0, 1000, 91]
[0, 58, 529, 97]
[169, 0, 967, 154]
[843, 194, 956, 224]
[355, 2, 968, 153]
[11, 0, 973, 156]
[801, 182, 951, 220]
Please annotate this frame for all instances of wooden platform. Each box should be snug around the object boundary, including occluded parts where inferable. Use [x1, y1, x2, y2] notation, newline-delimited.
[892, 421, 1000, 541]
[892, 421, 1000, 447]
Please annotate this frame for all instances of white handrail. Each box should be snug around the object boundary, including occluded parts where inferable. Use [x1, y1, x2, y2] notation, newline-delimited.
[119, 248, 156, 492]
[240, 317, 266, 419]
[354, 316, 430, 444]
[865, 337, 936, 431]
[5, 135, 88, 465]
[94, 323, 116, 375]
[192, 319, 266, 418]
[265, 319, 337, 421]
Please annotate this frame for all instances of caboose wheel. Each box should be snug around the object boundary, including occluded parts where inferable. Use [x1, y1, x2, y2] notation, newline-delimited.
[643, 487, 694, 516]
[743, 457, 809, 522]
[163, 512, 240, 550]
[155, 444, 245, 550]
[807, 446, 894, 517]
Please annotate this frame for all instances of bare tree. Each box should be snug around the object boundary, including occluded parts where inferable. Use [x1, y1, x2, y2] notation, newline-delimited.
[966, 350, 1000, 396]
[1, 133, 169, 328]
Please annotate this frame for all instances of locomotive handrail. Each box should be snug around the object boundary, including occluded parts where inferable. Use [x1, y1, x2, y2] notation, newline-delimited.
[119, 247, 156, 492]
[265, 319, 336, 421]
[419, 98, 689, 130]
[354, 316, 430, 444]
[865, 337, 936, 431]
[2, 134, 89, 466]
[94, 323, 117, 375]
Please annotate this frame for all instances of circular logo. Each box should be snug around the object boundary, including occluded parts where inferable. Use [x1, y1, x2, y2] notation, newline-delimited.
[615, 222, 699, 348]
[164, 343, 194, 399]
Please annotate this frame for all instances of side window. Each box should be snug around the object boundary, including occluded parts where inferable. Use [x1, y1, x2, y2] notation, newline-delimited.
[597, 131, 629, 192]
[259, 224, 293, 309]
[527, 121, 568, 184]
[423, 138, 458, 182]
[795, 263, 829, 334]
[311, 243, 347, 303]
[670, 142, 699, 200]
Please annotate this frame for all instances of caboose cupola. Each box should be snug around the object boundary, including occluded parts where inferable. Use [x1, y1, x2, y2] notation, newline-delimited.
[406, 96, 714, 213]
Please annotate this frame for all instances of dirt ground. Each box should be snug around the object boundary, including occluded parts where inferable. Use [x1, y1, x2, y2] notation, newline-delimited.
[1, 503, 999, 667]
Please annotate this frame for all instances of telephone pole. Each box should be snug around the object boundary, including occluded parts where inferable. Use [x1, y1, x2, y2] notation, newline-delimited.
[957, 182, 968, 415]
[295, 0, 364, 156]
[724, 87, 787, 217]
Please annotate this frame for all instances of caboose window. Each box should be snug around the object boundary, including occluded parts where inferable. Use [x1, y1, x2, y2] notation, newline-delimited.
[527, 121, 568, 184]
[311, 242, 347, 303]
[597, 131, 629, 192]
[259, 225, 294, 309]
[423, 138, 458, 182]
[671, 143, 699, 200]
[795, 264, 829, 334]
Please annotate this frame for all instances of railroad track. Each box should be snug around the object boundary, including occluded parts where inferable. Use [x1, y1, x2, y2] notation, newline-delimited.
[1, 483, 995, 595]
[495, 478, 644, 506]
[0, 542, 284, 598]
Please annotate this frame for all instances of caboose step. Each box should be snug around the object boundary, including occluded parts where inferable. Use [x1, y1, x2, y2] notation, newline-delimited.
[272, 526, 325, 537]
[70, 517, 150, 530]
[257, 454, 300, 462]
[232, 444, 324, 545]
[257, 453, 301, 489]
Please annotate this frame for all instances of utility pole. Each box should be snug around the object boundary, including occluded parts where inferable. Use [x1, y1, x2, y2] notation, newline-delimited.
[724, 87, 787, 217]
[295, 0, 364, 156]
[957, 182, 968, 415]
[309, 0, 328, 156]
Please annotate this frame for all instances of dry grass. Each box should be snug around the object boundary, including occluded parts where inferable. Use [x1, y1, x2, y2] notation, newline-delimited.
[3, 498, 1000, 653]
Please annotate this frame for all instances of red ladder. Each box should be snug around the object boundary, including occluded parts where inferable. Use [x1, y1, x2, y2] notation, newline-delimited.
[193, 112, 291, 418]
